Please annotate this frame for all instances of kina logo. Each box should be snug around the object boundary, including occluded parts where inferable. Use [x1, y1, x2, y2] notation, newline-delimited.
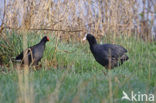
[121, 91, 154, 102]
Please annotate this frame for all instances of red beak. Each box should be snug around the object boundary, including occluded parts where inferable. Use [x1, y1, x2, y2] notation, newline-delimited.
[47, 37, 50, 41]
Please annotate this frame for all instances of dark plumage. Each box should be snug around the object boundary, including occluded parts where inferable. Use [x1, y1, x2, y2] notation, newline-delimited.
[15, 36, 49, 65]
[83, 34, 129, 69]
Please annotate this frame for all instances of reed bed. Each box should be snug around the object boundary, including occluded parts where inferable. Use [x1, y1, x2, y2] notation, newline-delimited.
[0, 0, 156, 40]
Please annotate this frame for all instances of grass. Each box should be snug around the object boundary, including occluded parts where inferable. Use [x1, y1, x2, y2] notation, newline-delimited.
[0, 32, 156, 103]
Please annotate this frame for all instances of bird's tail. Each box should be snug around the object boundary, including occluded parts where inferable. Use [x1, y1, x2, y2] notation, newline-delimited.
[11, 57, 22, 63]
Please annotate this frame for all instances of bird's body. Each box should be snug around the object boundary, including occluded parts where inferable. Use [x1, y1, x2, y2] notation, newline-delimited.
[84, 34, 128, 69]
[15, 36, 49, 66]
[90, 43, 128, 68]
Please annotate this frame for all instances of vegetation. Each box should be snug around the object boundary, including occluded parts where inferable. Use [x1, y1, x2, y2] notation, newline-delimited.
[0, 32, 156, 103]
[0, 0, 156, 103]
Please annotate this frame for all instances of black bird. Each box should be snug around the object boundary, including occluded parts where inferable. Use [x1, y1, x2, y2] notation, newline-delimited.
[83, 34, 129, 69]
[15, 36, 49, 66]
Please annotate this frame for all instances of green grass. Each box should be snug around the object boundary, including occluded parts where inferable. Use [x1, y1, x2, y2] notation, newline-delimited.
[0, 32, 156, 103]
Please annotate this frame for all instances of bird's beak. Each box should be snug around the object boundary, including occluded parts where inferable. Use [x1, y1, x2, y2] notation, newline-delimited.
[82, 34, 87, 41]
[47, 37, 50, 41]
[83, 36, 86, 41]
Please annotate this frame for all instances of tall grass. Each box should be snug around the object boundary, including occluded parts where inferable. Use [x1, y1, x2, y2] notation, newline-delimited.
[0, 32, 156, 103]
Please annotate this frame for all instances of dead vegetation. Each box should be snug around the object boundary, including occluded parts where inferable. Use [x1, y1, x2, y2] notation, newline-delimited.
[0, 0, 156, 40]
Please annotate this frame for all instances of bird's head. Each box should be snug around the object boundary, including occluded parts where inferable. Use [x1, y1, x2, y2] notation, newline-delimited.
[83, 33, 97, 45]
[41, 36, 50, 43]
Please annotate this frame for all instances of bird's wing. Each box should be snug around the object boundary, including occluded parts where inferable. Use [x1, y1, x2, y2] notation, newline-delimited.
[109, 44, 127, 58]
[99, 44, 127, 59]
